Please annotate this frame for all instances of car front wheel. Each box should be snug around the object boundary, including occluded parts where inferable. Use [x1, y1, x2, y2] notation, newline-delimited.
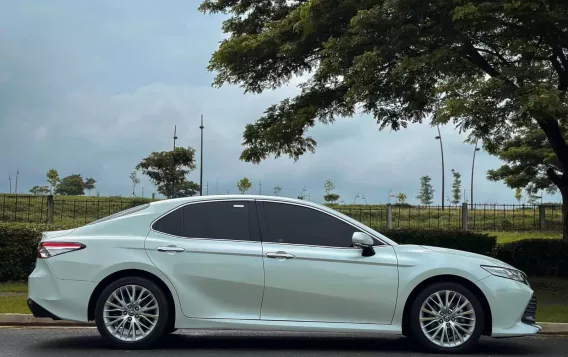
[95, 276, 170, 349]
[409, 282, 485, 354]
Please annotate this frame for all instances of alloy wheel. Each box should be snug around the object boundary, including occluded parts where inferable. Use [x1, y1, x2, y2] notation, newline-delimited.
[103, 284, 160, 342]
[419, 290, 476, 348]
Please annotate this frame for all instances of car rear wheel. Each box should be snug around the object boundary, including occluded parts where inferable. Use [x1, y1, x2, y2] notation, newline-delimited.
[409, 282, 484, 354]
[95, 276, 170, 349]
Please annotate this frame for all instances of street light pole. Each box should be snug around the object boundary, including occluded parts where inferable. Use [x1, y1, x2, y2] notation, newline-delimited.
[471, 140, 481, 208]
[199, 114, 204, 196]
[435, 125, 445, 210]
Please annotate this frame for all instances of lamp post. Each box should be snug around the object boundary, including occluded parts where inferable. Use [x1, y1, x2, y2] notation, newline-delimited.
[471, 141, 481, 207]
[199, 114, 204, 196]
[435, 125, 445, 210]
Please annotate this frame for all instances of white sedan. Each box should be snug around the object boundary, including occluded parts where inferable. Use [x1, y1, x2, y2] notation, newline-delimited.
[28, 195, 540, 353]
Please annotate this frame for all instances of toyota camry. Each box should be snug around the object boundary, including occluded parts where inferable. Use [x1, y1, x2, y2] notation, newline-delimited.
[27, 195, 540, 353]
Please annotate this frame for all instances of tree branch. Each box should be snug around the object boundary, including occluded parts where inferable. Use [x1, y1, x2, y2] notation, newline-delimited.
[547, 166, 562, 187]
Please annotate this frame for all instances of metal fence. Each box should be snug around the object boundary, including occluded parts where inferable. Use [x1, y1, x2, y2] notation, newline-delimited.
[0, 194, 563, 231]
[334, 203, 563, 231]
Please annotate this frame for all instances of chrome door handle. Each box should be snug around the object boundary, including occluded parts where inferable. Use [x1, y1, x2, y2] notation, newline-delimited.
[266, 252, 295, 260]
[157, 246, 185, 253]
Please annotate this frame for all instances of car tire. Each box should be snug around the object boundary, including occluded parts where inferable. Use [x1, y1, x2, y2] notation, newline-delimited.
[95, 276, 170, 349]
[409, 281, 485, 354]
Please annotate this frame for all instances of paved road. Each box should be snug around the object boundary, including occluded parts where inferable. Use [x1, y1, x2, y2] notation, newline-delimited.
[0, 327, 567, 356]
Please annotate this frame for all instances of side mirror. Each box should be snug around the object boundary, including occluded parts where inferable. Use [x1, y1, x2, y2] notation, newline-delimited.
[352, 232, 375, 257]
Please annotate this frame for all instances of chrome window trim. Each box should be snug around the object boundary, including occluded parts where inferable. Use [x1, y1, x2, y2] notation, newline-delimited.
[257, 199, 389, 247]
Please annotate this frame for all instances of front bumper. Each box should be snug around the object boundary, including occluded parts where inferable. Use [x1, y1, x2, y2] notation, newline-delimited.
[475, 275, 542, 337]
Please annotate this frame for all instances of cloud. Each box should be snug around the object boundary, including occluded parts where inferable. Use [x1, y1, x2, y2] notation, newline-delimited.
[0, 0, 559, 204]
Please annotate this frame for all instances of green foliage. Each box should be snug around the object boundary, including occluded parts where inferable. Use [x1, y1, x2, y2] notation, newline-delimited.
[395, 192, 407, 205]
[84, 178, 96, 196]
[55, 174, 85, 196]
[323, 179, 340, 203]
[29, 186, 49, 195]
[417, 176, 435, 205]
[487, 123, 564, 195]
[46, 169, 59, 193]
[237, 177, 252, 194]
[514, 187, 523, 203]
[451, 170, 462, 205]
[130, 170, 140, 196]
[382, 229, 497, 256]
[0, 223, 76, 282]
[136, 147, 198, 199]
[494, 239, 568, 278]
[273, 185, 282, 196]
[200, 0, 568, 168]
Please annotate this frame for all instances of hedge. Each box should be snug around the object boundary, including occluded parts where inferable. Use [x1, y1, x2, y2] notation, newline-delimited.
[0, 222, 76, 282]
[382, 229, 497, 256]
[494, 239, 568, 278]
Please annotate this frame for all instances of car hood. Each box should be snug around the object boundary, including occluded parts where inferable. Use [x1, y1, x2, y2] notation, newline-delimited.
[418, 245, 517, 270]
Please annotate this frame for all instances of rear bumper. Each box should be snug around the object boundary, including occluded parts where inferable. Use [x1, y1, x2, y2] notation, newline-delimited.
[27, 298, 61, 320]
[28, 259, 96, 323]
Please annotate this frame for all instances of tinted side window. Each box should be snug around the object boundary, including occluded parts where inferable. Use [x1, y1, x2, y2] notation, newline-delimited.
[183, 201, 251, 241]
[261, 202, 358, 247]
[153, 207, 184, 236]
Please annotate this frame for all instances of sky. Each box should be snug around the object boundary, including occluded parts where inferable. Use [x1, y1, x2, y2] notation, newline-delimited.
[0, 0, 559, 205]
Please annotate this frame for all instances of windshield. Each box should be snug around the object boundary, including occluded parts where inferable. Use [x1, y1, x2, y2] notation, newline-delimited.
[87, 203, 150, 225]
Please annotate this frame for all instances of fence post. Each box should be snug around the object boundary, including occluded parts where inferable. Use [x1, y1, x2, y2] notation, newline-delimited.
[47, 195, 54, 224]
[539, 205, 546, 231]
[386, 204, 393, 229]
[461, 202, 468, 231]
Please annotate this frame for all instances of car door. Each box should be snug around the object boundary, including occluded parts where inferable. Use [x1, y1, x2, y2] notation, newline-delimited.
[257, 200, 399, 324]
[145, 199, 265, 320]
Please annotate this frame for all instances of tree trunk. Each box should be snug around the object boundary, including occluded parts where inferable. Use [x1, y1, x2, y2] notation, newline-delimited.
[562, 188, 568, 241]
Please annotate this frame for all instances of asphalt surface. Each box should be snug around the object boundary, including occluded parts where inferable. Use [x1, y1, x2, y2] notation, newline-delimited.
[0, 327, 567, 356]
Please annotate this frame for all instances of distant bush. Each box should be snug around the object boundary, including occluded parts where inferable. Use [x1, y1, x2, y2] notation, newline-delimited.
[382, 229, 497, 256]
[494, 239, 568, 278]
[0, 223, 76, 282]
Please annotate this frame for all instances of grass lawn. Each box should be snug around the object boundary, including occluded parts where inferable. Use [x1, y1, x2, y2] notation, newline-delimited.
[2, 278, 568, 322]
[0, 296, 28, 314]
[487, 231, 562, 244]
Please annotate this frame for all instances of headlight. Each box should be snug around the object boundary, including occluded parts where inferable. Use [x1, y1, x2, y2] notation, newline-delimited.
[481, 265, 528, 284]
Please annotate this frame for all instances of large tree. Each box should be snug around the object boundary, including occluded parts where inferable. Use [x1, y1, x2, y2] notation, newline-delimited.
[136, 147, 199, 199]
[201, 0, 568, 238]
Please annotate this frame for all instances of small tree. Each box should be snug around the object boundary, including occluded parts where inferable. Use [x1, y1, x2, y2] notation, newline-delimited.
[130, 170, 140, 197]
[417, 176, 435, 205]
[237, 177, 252, 194]
[46, 169, 60, 194]
[323, 179, 340, 204]
[84, 178, 96, 196]
[136, 147, 198, 199]
[395, 192, 407, 205]
[55, 174, 85, 195]
[514, 188, 523, 204]
[451, 170, 462, 205]
[273, 185, 282, 196]
[29, 186, 40, 195]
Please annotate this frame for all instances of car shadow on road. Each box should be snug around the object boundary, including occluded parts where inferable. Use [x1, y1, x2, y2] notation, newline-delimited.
[31, 331, 541, 355]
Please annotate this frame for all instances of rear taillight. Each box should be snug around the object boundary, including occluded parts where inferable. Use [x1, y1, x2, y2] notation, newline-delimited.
[37, 242, 86, 259]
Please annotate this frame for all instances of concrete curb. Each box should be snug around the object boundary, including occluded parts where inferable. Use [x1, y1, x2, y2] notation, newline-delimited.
[0, 314, 567, 334]
[0, 314, 93, 327]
